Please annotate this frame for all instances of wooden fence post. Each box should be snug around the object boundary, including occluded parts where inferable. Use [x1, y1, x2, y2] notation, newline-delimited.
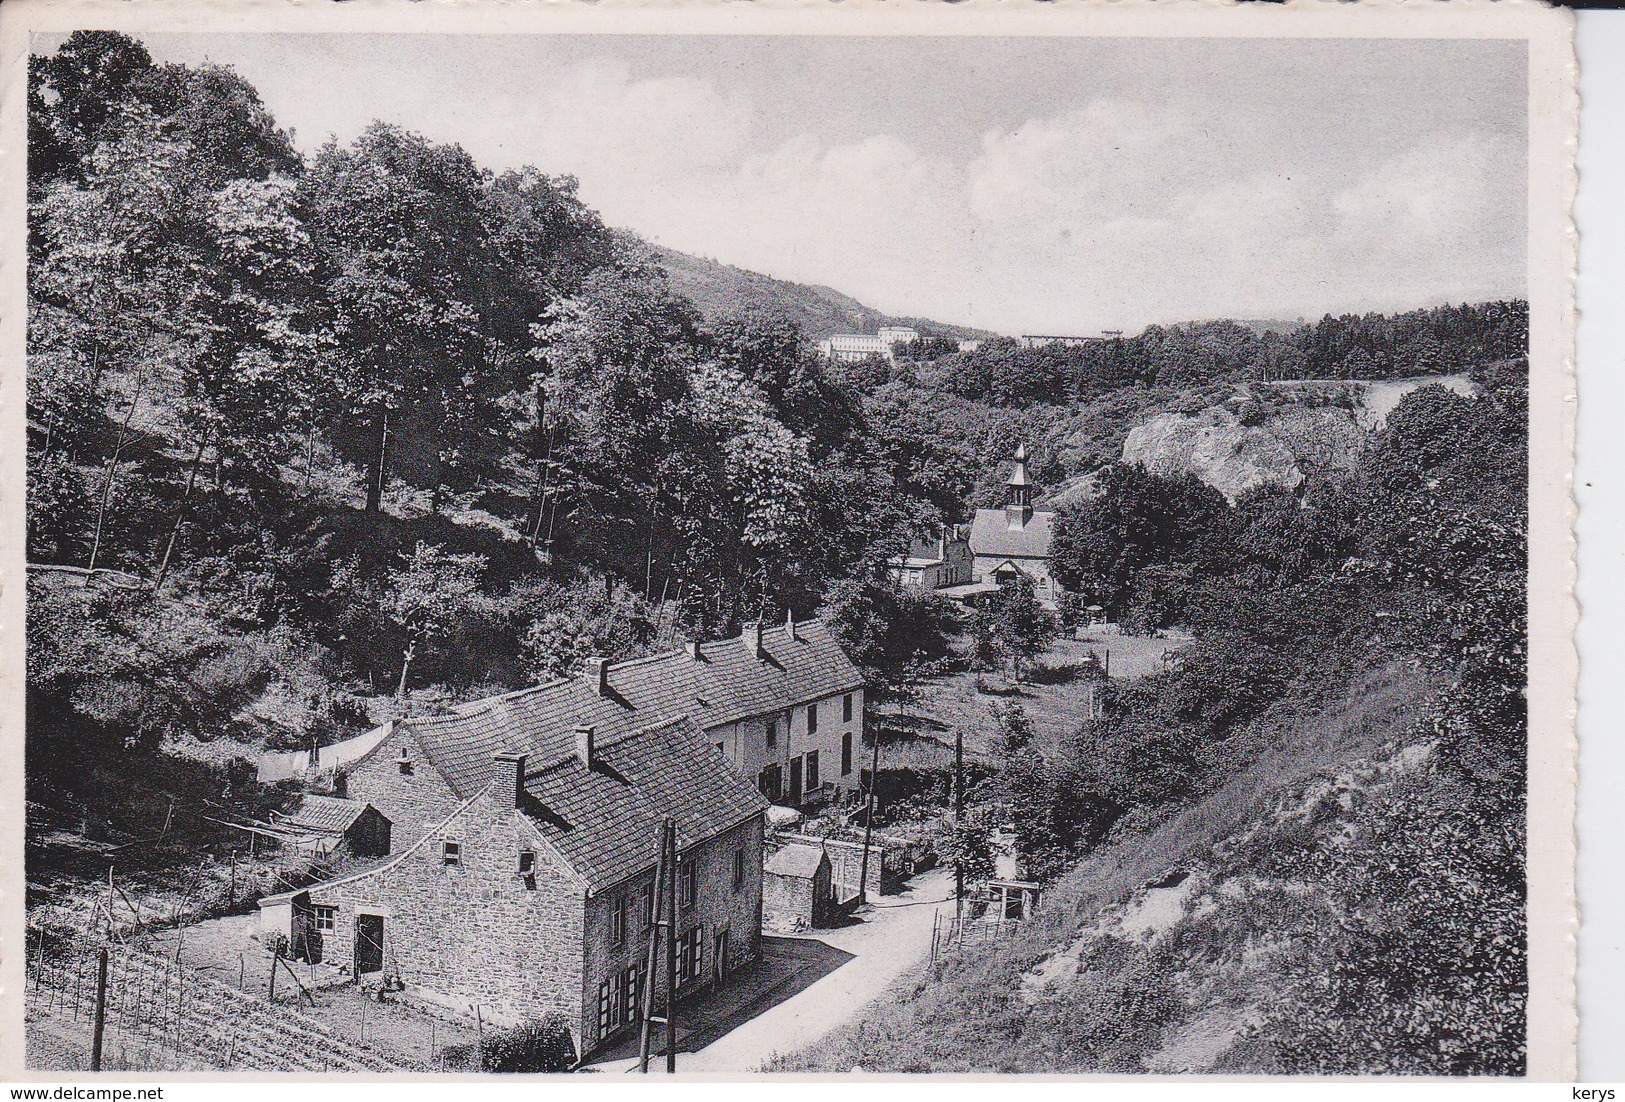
[91, 949, 109, 1071]
[268, 943, 280, 1002]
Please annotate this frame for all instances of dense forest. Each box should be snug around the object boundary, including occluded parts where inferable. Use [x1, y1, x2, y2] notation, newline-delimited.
[28, 32, 1530, 1074]
[886, 305, 1527, 407]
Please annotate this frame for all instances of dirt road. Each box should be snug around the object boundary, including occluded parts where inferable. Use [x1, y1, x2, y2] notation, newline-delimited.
[596, 866, 955, 1073]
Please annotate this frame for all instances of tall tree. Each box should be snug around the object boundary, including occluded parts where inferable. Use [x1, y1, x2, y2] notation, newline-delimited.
[303, 124, 515, 513]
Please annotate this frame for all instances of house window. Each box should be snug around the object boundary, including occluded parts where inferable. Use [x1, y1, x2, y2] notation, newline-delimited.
[842, 733, 853, 776]
[807, 703, 818, 735]
[765, 719, 777, 749]
[311, 905, 337, 934]
[610, 893, 628, 947]
[732, 846, 746, 891]
[442, 840, 461, 867]
[844, 694, 854, 723]
[518, 850, 535, 876]
[397, 756, 413, 776]
[678, 927, 704, 985]
[597, 979, 612, 1037]
[758, 764, 781, 801]
[805, 751, 820, 791]
[680, 860, 697, 910]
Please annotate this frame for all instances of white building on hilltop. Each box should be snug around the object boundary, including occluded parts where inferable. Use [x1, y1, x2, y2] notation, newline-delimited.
[818, 326, 919, 363]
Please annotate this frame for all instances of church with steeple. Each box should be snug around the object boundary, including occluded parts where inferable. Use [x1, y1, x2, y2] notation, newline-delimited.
[966, 443, 1064, 608]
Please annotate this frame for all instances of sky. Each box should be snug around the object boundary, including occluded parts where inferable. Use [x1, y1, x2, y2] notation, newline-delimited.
[129, 33, 1528, 335]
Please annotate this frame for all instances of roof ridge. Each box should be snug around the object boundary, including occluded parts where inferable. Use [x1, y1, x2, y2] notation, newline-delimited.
[409, 618, 841, 724]
[520, 713, 696, 777]
[446, 676, 576, 715]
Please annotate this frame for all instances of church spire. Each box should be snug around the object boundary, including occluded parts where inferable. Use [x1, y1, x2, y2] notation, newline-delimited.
[1006, 443, 1034, 529]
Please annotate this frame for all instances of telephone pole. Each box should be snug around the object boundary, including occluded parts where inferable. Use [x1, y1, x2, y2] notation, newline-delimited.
[954, 726, 965, 923]
[638, 817, 679, 1074]
[858, 728, 881, 906]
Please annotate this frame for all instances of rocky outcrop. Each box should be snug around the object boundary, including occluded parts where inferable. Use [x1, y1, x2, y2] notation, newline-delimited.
[1122, 405, 1365, 501]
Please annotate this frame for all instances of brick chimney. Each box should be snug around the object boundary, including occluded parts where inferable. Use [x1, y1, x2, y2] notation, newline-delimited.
[785, 607, 798, 641]
[493, 752, 526, 810]
[748, 621, 765, 657]
[574, 724, 595, 768]
[585, 656, 610, 697]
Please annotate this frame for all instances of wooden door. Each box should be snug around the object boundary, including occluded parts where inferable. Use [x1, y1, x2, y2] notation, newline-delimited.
[355, 913, 384, 975]
[713, 928, 730, 983]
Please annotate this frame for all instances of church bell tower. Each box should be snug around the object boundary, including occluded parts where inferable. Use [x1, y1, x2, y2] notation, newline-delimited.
[1005, 443, 1034, 531]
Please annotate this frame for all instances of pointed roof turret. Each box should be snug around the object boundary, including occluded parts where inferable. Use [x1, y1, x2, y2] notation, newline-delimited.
[1008, 443, 1032, 488]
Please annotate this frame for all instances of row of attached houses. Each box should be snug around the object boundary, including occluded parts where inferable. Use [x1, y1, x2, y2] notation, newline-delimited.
[260, 617, 865, 1060]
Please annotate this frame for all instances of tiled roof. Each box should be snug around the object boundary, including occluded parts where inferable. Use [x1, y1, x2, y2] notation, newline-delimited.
[764, 843, 828, 878]
[401, 618, 865, 800]
[968, 508, 1056, 560]
[523, 715, 769, 892]
[279, 795, 372, 835]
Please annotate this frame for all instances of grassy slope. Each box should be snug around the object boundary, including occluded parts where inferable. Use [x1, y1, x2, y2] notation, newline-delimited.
[770, 660, 1440, 1073]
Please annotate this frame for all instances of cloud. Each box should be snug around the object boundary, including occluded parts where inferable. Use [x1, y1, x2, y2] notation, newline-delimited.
[515, 60, 757, 225]
[516, 77, 1524, 332]
[131, 34, 1526, 333]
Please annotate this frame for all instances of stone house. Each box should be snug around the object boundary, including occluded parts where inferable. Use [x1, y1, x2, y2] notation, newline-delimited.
[888, 524, 973, 590]
[967, 444, 1063, 608]
[259, 714, 766, 1060]
[763, 844, 833, 933]
[341, 616, 864, 839]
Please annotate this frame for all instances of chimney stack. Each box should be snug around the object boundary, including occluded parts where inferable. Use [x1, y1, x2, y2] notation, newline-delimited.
[586, 656, 610, 697]
[749, 621, 765, 657]
[687, 638, 704, 660]
[785, 607, 798, 641]
[574, 724, 595, 768]
[493, 752, 526, 810]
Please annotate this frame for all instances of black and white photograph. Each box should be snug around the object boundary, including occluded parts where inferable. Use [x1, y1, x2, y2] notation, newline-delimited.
[3, 1, 1577, 1081]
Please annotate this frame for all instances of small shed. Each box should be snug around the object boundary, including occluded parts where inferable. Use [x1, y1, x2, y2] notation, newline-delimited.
[275, 796, 391, 861]
[763, 843, 834, 932]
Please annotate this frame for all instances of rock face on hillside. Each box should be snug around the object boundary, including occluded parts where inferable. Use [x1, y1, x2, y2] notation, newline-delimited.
[1122, 405, 1366, 501]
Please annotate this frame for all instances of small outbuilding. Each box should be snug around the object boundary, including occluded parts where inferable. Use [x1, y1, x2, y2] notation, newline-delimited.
[273, 795, 392, 862]
[763, 843, 834, 932]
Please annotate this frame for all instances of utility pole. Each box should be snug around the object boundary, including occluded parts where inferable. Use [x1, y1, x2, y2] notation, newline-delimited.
[858, 730, 881, 906]
[90, 948, 109, 1071]
[664, 822, 677, 1074]
[954, 727, 965, 924]
[638, 817, 678, 1074]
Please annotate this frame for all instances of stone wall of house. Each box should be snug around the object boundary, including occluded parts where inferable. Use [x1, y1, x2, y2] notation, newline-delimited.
[306, 788, 588, 1037]
[578, 815, 764, 1055]
[344, 724, 462, 850]
[763, 871, 818, 932]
